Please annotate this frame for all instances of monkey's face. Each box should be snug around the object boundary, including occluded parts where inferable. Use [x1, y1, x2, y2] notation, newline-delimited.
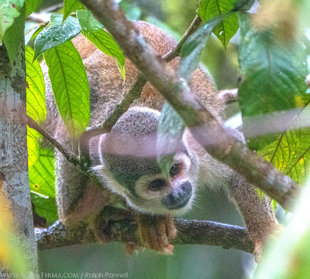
[101, 149, 199, 216]
[97, 107, 199, 215]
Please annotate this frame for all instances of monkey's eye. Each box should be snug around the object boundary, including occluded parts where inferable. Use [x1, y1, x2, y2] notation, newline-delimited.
[169, 163, 181, 177]
[148, 179, 166, 191]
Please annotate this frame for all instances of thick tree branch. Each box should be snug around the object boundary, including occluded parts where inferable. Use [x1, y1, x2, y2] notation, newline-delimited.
[77, 0, 300, 210]
[35, 219, 253, 253]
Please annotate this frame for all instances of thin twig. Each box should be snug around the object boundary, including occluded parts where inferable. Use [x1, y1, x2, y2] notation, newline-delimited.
[162, 15, 202, 62]
[26, 115, 81, 167]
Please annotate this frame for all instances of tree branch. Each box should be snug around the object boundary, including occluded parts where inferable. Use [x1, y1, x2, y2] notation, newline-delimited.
[162, 15, 202, 61]
[35, 219, 253, 253]
[26, 115, 81, 167]
[77, 0, 300, 211]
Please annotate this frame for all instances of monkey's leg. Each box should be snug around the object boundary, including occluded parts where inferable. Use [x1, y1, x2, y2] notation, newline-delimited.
[228, 174, 279, 260]
[136, 214, 177, 254]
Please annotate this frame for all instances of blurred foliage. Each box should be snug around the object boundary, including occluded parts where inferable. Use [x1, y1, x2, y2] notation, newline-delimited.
[255, 182, 310, 279]
[0, 189, 29, 274]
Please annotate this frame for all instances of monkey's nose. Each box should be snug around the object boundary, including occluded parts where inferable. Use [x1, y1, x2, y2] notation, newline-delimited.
[161, 182, 192, 210]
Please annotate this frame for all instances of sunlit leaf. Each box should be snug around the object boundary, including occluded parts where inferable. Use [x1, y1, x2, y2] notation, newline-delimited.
[44, 41, 90, 139]
[77, 10, 125, 79]
[34, 14, 81, 59]
[25, 45, 46, 124]
[260, 104, 310, 185]
[198, 0, 239, 48]
[29, 147, 55, 198]
[27, 126, 42, 167]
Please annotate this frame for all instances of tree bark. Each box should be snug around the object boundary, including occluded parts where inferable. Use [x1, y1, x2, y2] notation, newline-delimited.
[0, 43, 38, 272]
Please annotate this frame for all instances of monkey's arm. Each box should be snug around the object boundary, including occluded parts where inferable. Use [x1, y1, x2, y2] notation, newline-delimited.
[228, 174, 279, 260]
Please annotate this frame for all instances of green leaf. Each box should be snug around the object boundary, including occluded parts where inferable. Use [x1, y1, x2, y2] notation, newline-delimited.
[77, 10, 126, 79]
[0, 0, 24, 42]
[25, 0, 42, 17]
[157, 103, 184, 178]
[25, 45, 46, 124]
[180, 16, 224, 80]
[259, 104, 310, 185]
[76, 10, 103, 32]
[63, 0, 85, 22]
[238, 14, 308, 150]
[29, 147, 55, 198]
[31, 192, 58, 224]
[3, 4, 25, 64]
[27, 126, 42, 167]
[198, 0, 239, 48]
[34, 14, 81, 60]
[44, 41, 90, 139]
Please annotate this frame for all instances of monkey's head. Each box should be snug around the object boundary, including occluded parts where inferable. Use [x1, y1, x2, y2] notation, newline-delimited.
[96, 107, 199, 216]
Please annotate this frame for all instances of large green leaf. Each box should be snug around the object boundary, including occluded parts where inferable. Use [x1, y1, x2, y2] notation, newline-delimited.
[25, 0, 42, 17]
[34, 14, 81, 60]
[3, 4, 25, 64]
[77, 10, 125, 79]
[44, 41, 90, 139]
[260, 103, 310, 185]
[238, 15, 307, 150]
[180, 16, 223, 80]
[63, 0, 85, 22]
[27, 127, 42, 167]
[25, 45, 46, 124]
[0, 0, 24, 42]
[29, 147, 55, 198]
[31, 192, 58, 224]
[198, 0, 239, 48]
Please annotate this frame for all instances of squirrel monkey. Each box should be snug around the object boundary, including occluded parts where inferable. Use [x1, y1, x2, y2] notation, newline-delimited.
[43, 21, 278, 257]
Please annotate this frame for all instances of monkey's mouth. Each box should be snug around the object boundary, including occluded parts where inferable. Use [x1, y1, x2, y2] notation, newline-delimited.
[161, 182, 192, 210]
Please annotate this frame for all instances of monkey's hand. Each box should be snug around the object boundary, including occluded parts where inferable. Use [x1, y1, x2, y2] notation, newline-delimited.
[136, 214, 177, 254]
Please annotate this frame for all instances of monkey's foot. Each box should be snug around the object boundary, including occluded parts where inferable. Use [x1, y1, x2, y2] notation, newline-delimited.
[136, 214, 177, 254]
